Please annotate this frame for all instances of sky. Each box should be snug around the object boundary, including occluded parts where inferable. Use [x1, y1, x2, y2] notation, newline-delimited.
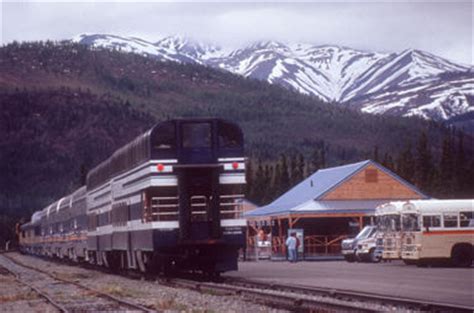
[1, 1, 472, 64]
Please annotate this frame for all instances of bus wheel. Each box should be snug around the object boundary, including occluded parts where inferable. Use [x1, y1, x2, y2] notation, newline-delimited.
[451, 244, 473, 268]
[403, 259, 417, 265]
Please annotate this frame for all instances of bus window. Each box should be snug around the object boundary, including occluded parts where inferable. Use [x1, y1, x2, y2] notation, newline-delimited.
[423, 215, 441, 228]
[402, 214, 420, 231]
[182, 123, 212, 148]
[443, 213, 458, 228]
[460, 211, 474, 227]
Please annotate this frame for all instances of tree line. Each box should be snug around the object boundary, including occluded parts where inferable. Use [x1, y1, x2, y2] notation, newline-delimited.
[246, 130, 473, 206]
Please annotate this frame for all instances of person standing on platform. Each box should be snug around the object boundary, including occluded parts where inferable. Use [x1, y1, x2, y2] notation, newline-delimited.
[286, 232, 298, 263]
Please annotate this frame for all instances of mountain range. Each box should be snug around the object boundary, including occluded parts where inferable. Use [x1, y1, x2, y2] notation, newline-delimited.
[74, 34, 474, 122]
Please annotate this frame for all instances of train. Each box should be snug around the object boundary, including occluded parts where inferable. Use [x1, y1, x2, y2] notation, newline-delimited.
[18, 118, 247, 275]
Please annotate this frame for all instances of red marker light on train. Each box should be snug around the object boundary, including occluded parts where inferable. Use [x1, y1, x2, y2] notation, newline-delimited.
[157, 163, 164, 172]
[232, 162, 239, 170]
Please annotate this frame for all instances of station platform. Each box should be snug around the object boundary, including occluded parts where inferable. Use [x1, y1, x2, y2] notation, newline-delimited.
[226, 260, 474, 307]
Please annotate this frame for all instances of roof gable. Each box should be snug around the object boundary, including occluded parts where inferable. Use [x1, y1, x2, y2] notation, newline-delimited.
[265, 160, 371, 208]
[245, 160, 429, 218]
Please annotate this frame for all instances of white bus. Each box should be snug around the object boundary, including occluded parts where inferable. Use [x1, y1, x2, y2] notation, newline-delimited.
[375, 202, 404, 260]
[401, 199, 474, 267]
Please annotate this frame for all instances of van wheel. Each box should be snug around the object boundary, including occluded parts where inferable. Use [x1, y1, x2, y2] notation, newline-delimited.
[369, 248, 381, 263]
[451, 245, 473, 268]
[344, 255, 355, 263]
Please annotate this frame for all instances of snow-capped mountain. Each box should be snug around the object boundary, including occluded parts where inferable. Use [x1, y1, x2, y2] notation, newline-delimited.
[73, 34, 474, 122]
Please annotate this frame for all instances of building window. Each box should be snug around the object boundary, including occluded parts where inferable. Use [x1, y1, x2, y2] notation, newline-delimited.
[365, 169, 378, 183]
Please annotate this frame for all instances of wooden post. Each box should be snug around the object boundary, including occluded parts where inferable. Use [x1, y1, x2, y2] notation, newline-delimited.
[278, 218, 283, 255]
[359, 215, 363, 231]
[325, 236, 328, 255]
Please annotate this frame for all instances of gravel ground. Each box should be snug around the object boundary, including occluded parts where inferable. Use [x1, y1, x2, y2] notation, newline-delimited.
[2, 252, 286, 313]
[0, 262, 59, 313]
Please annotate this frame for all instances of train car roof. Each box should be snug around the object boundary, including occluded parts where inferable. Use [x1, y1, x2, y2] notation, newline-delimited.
[86, 118, 242, 190]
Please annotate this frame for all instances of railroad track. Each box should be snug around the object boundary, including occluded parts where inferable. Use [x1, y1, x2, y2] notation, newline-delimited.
[160, 276, 474, 312]
[3, 253, 472, 312]
[0, 254, 155, 313]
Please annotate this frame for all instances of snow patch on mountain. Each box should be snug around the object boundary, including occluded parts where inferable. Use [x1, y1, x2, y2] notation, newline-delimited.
[72, 33, 474, 122]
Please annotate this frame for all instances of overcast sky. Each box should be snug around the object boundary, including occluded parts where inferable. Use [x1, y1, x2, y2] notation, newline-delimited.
[1, 1, 472, 64]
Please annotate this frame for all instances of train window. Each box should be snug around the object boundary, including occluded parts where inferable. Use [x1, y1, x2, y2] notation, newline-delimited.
[154, 122, 176, 149]
[218, 121, 242, 148]
[460, 211, 473, 227]
[422, 215, 441, 228]
[443, 213, 458, 228]
[182, 122, 212, 148]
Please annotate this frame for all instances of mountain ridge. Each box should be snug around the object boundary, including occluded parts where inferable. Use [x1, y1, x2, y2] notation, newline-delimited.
[73, 33, 473, 122]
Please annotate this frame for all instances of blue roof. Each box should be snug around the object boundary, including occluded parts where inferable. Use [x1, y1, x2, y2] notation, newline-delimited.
[245, 200, 390, 217]
[245, 159, 428, 218]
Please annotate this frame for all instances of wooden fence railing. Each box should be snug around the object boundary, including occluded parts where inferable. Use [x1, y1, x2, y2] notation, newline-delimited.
[246, 234, 348, 259]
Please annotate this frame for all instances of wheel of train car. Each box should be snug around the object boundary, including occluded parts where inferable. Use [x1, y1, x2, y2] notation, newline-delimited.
[159, 256, 176, 277]
[106, 251, 122, 272]
[88, 251, 97, 265]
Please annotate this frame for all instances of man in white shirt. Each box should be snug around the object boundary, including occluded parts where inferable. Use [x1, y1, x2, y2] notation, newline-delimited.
[285, 232, 298, 263]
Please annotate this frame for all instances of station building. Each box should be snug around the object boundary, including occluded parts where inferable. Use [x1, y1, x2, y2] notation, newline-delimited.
[244, 160, 429, 259]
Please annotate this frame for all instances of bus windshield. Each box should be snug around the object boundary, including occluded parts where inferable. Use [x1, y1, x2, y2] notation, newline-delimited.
[378, 214, 401, 232]
[402, 213, 420, 231]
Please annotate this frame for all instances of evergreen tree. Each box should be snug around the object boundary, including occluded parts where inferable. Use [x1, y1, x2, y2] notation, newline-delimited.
[262, 165, 273, 204]
[310, 147, 322, 174]
[272, 163, 282, 200]
[279, 154, 290, 195]
[251, 160, 265, 204]
[382, 152, 394, 171]
[455, 131, 469, 197]
[295, 153, 305, 184]
[439, 132, 455, 196]
[397, 143, 415, 183]
[415, 132, 433, 191]
[79, 163, 88, 186]
[289, 154, 298, 186]
[320, 141, 327, 168]
[245, 159, 253, 197]
[373, 146, 380, 163]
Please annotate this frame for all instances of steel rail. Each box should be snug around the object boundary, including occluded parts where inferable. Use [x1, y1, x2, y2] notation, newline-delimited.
[159, 277, 377, 312]
[222, 277, 474, 312]
[0, 262, 68, 313]
[0, 254, 155, 313]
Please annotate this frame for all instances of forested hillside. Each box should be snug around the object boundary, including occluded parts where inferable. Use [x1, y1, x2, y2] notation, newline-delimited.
[1, 41, 473, 245]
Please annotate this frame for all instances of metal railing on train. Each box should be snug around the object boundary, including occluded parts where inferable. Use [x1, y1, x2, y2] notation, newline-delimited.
[145, 195, 244, 222]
